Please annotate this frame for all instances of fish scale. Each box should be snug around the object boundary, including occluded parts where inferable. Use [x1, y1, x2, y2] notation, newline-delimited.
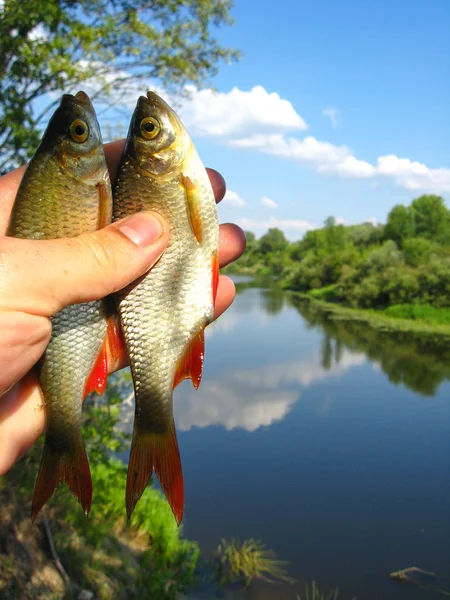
[113, 91, 219, 524]
[7, 91, 113, 519]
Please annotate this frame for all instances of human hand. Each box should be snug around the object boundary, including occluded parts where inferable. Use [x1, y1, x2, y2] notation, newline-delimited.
[0, 139, 246, 474]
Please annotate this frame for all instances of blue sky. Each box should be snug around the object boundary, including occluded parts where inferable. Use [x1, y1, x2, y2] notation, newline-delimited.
[44, 0, 450, 240]
[202, 0, 450, 238]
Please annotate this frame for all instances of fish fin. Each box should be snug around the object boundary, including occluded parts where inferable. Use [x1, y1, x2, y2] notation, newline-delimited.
[173, 330, 205, 390]
[84, 340, 108, 398]
[126, 421, 184, 525]
[182, 176, 202, 243]
[83, 315, 125, 398]
[31, 434, 92, 521]
[212, 251, 219, 304]
[97, 180, 112, 229]
[106, 313, 125, 364]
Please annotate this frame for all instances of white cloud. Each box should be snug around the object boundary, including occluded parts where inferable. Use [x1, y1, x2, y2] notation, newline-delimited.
[336, 216, 345, 225]
[376, 155, 450, 192]
[180, 85, 307, 138]
[260, 196, 278, 209]
[72, 70, 450, 194]
[236, 217, 315, 239]
[231, 133, 450, 193]
[366, 216, 377, 225]
[322, 107, 340, 128]
[222, 189, 247, 207]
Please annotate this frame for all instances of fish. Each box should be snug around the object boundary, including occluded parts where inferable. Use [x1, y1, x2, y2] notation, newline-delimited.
[113, 91, 219, 524]
[7, 91, 114, 519]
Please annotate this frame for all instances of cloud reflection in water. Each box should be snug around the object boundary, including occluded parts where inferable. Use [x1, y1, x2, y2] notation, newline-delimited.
[175, 350, 366, 432]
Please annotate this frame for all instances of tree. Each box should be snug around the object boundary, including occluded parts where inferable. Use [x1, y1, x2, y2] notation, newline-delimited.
[410, 195, 450, 242]
[259, 228, 289, 255]
[384, 204, 415, 246]
[0, 0, 239, 170]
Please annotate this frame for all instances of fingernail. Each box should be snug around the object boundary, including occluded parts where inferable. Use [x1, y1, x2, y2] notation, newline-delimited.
[116, 212, 165, 247]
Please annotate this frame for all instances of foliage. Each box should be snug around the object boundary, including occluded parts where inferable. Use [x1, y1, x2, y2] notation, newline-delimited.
[384, 304, 450, 325]
[0, 371, 199, 599]
[213, 538, 294, 587]
[227, 195, 450, 312]
[0, 0, 239, 170]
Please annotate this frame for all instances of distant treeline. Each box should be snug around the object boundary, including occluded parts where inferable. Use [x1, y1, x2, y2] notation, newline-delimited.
[227, 194, 450, 309]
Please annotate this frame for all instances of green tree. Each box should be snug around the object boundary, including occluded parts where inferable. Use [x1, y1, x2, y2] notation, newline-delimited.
[410, 194, 450, 242]
[384, 204, 415, 246]
[0, 0, 239, 170]
[259, 228, 289, 255]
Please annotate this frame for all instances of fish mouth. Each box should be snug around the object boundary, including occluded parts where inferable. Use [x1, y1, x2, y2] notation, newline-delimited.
[60, 91, 96, 116]
[146, 90, 173, 112]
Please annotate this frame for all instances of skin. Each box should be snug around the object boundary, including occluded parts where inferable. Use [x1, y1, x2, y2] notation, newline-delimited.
[0, 139, 246, 475]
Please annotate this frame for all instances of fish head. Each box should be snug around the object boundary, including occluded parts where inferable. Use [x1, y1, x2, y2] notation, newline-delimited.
[125, 91, 190, 177]
[39, 91, 106, 184]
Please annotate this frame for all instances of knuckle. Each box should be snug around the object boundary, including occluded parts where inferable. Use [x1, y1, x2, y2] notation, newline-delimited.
[79, 234, 118, 274]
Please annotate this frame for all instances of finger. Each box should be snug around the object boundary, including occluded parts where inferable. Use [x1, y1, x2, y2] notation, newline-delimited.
[213, 275, 236, 320]
[0, 212, 169, 316]
[206, 168, 226, 203]
[0, 372, 45, 476]
[103, 140, 227, 203]
[219, 223, 247, 267]
[0, 165, 26, 236]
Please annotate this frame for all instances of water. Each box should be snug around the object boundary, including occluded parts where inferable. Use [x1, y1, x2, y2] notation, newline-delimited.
[170, 282, 450, 599]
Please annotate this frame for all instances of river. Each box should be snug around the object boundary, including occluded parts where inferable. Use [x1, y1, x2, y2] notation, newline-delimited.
[126, 278, 450, 599]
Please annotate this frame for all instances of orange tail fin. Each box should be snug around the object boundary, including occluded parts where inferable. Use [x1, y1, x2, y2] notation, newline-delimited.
[31, 434, 92, 521]
[126, 420, 184, 525]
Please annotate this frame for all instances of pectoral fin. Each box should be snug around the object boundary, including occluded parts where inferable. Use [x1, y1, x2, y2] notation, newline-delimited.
[182, 176, 203, 243]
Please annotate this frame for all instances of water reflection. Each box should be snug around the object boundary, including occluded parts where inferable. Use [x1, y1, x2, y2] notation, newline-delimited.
[290, 295, 450, 397]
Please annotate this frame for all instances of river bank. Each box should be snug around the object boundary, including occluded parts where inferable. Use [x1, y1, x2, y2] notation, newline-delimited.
[292, 293, 450, 342]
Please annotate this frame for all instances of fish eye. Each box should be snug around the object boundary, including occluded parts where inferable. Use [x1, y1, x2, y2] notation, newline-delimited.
[140, 117, 160, 140]
[69, 119, 89, 143]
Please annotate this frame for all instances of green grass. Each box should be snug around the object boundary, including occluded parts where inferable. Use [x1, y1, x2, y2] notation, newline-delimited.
[297, 580, 356, 600]
[308, 284, 338, 302]
[384, 303, 450, 325]
[297, 294, 450, 341]
[213, 539, 294, 587]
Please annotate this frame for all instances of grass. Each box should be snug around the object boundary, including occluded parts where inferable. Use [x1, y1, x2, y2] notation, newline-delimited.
[298, 294, 450, 341]
[297, 580, 356, 600]
[213, 539, 294, 587]
[384, 303, 450, 325]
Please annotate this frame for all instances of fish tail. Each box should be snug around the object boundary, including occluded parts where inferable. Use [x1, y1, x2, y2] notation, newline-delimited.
[31, 433, 92, 521]
[126, 419, 184, 525]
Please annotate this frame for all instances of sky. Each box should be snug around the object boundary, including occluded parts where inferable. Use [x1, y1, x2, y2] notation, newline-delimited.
[46, 0, 450, 239]
[207, 0, 450, 238]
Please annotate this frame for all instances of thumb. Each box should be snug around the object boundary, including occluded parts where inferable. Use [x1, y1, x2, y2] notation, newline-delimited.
[0, 212, 169, 316]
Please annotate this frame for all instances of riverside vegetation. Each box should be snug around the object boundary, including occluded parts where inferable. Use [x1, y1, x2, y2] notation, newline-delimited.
[224, 194, 450, 332]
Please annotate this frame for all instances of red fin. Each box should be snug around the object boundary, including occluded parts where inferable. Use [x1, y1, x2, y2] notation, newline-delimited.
[84, 341, 108, 398]
[31, 434, 92, 521]
[173, 330, 204, 390]
[182, 176, 202, 243]
[212, 251, 219, 304]
[126, 421, 184, 525]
